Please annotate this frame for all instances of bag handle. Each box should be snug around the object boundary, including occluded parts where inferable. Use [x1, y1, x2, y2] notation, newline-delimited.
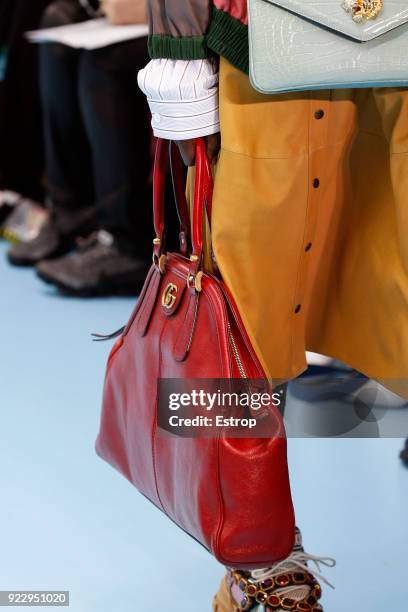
[153, 138, 214, 289]
[170, 142, 191, 254]
[152, 138, 167, 270]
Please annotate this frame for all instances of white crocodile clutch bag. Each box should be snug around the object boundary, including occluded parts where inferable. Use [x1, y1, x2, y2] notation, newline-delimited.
[248, 0, 408, 93]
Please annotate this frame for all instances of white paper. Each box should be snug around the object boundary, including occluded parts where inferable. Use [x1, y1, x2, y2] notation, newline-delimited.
[26, 18, 148, 50]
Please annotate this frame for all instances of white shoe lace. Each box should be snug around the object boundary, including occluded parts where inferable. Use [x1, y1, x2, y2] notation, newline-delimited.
[251, 550, 336, 599]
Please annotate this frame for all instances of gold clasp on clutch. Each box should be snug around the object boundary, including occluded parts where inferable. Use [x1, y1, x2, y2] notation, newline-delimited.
[342, 0, 383, 22]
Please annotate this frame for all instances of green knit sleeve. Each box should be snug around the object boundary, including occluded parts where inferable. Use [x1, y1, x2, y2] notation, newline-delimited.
[147, 0, 212, 60]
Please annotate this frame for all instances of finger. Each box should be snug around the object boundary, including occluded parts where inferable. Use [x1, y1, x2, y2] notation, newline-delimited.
[206, 133, 221, 165]
[101, 1, 112, 18]
[177, 139, 196, 167]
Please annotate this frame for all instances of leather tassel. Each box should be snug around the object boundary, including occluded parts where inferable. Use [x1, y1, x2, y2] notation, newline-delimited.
[91, 326, 125, 342]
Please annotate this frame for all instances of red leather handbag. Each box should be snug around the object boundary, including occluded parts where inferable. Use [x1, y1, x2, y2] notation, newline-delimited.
[96, 138, 295, 569]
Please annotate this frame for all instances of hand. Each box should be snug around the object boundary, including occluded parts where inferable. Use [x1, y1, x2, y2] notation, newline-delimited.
[101, 0, 147, 25]
[177, 133, 221, 167]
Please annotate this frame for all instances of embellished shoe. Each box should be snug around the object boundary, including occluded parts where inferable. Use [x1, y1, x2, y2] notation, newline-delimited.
[213, 528, 335, 612]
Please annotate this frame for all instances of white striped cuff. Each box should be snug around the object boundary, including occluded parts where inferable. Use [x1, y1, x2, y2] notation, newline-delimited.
[147, 92, 220, 140]
[138, 59, 220, 140]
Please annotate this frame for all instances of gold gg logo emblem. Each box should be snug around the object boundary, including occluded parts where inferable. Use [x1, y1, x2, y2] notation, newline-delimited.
[162, 283, 178, 309]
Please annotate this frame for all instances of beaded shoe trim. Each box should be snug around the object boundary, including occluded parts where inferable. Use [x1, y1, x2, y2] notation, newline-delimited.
[229, 569, 323, 611]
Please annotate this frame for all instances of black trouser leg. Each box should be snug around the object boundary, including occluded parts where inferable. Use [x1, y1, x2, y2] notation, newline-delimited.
[0, 0, 51, 201]
[77, 39, 152, 257]
[39, 0, 95, 233]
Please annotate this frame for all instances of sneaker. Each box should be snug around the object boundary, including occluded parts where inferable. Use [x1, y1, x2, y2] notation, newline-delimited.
[0, 191, 21, 230]
[213, 528, 335, 611]
[7, 206, 96, 267]
[2, 198, 49, 245]
[36, 230, 150, 296]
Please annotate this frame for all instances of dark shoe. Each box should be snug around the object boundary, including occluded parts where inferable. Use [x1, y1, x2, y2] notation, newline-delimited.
[7, 206, 97, 267]
[7, 218, 67, 266]
[401, 439, 408, 466]
[36, 230, 150, 296]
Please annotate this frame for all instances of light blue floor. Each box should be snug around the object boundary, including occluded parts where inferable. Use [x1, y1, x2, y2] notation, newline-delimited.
[1, 240, 407, 611]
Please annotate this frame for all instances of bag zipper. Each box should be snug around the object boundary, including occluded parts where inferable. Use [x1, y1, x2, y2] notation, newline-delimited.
[227, 322, 247, 379]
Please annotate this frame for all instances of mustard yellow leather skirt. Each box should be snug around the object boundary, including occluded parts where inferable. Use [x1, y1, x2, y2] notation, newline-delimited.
[206, 58, 408, 397]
